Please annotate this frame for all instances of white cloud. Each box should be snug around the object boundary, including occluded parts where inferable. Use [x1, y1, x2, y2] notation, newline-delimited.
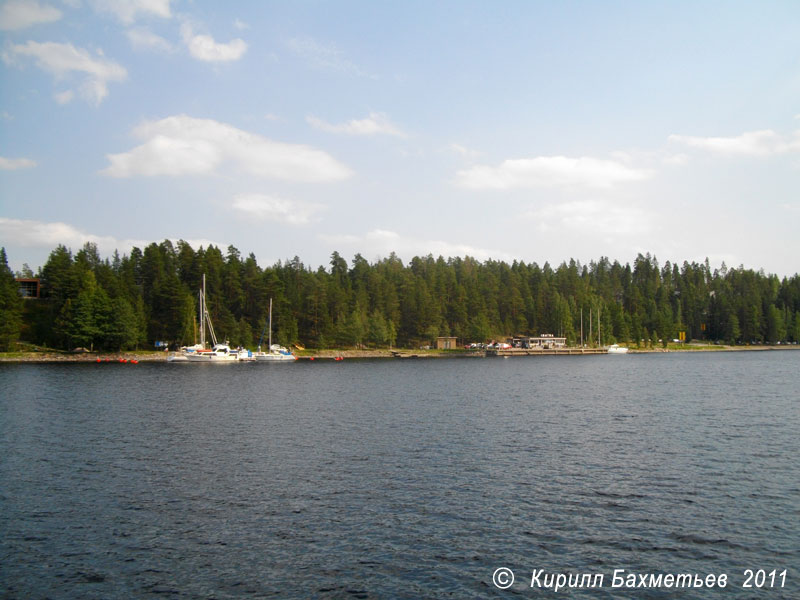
[0, 217, 226, 255]
[307, 112, 406, 137]
[2, 40, 127, 105]
[668, 129, 800, 156]
[90, 0, 171, 25]
[54, 89, 74, 104]
[126, 27, 173, 52]
[456, 155, 653, 190]
[662, 153, 689, 166]
[0, 217, 124, 251]
[449, 143, 481, 159]
[233, 18, 249, 30]
[181, 23, 247, 62]
[0, 155, 36, 169]
[319, 229, 514, 262]
[0, 0, 61, 30]
[287, 36, 370, 77]
[525, 199, 653, 236]
[102, 114, 353, 182]
[231, 194, 323, 225]
[53, 90, 75, 104]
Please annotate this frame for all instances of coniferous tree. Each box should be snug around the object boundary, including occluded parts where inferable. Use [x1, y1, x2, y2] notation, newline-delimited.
[0, 248, 24, 351]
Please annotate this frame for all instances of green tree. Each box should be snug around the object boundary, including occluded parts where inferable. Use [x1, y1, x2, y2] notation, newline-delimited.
[56, 292, 97, 349]
[468, 312, 491, 343]
[105, 298, 140, 350]
[725, 311, 741, 345]
[0, 248, 24, 351]
[766, 305, 786, 344]
[367, 309, 388, 347]
[789, 311, 800, 343]
[339, 308, 366, 348]
[179, 293, 197, 346]
[237, 317, 255, 348]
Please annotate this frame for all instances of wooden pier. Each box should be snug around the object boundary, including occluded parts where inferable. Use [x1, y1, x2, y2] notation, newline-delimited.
[486, 347, 607, 357]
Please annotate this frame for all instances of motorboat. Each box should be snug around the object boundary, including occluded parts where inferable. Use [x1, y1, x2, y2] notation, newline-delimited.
[607, 344, 629, 354]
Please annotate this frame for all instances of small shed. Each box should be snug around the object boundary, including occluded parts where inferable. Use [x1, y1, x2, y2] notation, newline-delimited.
[435, 336, 458, 350]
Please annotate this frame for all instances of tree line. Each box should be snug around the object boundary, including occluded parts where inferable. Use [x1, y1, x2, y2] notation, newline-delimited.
[1, 242, 799, 352]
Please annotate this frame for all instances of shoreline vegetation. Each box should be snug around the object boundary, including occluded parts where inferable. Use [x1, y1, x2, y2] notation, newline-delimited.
[2, 344, 799, 363]
[2, 243, 799, 356]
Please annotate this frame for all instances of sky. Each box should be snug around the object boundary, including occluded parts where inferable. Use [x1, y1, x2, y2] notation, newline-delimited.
[1, 0, 799, 277]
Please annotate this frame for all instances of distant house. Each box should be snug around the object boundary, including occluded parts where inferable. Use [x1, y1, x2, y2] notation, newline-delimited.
[16, 278, 40, 299]
[435, 336, 458, 350]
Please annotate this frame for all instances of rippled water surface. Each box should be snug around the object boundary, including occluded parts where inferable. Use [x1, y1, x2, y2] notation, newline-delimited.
[1, 351, 798, 598]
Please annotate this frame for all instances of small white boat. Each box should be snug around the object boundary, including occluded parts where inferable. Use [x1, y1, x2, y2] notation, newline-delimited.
[607, 344, 629, 354]
[255, 344, 297, 362]
[253, 298, 297, 362]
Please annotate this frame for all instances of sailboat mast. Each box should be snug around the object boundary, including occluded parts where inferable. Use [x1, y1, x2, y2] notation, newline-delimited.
[268, 298, 273, 349]
[200, 274, 206, 348]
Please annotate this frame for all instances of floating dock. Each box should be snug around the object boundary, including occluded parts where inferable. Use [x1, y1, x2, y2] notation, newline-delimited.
[486, 347, 607, 357]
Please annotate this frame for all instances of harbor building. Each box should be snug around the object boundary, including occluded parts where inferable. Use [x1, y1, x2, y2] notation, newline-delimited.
[510, 334, 567, 349]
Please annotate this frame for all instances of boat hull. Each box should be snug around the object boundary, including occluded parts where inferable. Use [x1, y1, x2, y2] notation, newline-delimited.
[185, 354, 239, 362]
[254, 353, 296, 362]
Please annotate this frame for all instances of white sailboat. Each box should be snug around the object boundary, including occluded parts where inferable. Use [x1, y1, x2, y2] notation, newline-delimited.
[254, 298, 297, 362]
[184, 274, 251, 362]
[607, 344, 629, 354]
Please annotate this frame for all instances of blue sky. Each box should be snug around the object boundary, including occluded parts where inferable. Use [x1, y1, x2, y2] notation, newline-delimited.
[1, 0, 799, 276]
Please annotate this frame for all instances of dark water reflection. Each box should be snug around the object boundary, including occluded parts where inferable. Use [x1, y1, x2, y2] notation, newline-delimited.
[1, 351, 798, 598]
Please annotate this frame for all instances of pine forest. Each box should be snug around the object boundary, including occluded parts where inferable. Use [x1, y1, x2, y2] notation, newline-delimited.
[1, 242, 799, 353]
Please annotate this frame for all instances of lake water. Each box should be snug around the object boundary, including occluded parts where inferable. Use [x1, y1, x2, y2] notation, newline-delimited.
[1, 351, 798, 598]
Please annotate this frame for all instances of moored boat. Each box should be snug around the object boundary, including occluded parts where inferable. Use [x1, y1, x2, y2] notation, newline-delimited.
[253, 298, 297, 362]
[607, 344, 629, 354]
[255, 343, 297, 362]
[175, 274, 252, 363]
[187, 343, 250, 362]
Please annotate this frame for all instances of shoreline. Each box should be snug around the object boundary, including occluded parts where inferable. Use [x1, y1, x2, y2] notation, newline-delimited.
[1, 344, 798, 363]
